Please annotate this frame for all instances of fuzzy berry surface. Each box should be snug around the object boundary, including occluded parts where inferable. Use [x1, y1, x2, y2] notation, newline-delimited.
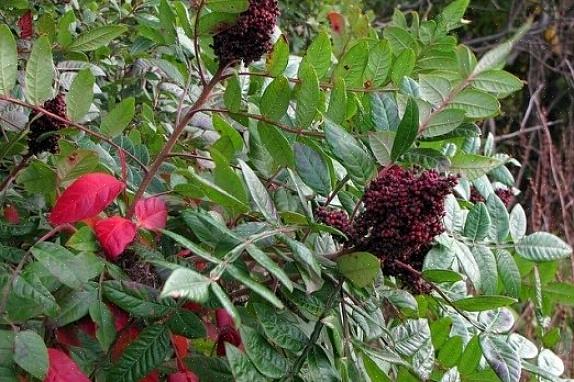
[318, 166, 457, 293]
[470, 187, 513, 207]
[27, 94, 67, 155]
[212, 0, 279, 66]
[315, 206, 353, 240]
[495, 188, 513, 207]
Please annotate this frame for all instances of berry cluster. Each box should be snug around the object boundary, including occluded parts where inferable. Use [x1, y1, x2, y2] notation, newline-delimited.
[315, 206, 353, 240]
[470, 187, 513, 207]
[495, 188, 513, 207]
[212, 0, 279, 66]
[27, 94, 67, 155]
[318, 166, 457, 294]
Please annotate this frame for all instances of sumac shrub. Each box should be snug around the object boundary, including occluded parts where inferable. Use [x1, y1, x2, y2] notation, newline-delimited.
[0, 0, 572, 381]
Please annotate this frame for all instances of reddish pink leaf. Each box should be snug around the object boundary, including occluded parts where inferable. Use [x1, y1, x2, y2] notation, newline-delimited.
[327, 11, 345, 34]
[3, 204, 20, 224]
[110, 327, 140, 362]
[168, 371, 199, 382]
[108, 304, 129, 332]
[50, 173, 125, 225]
[18, 11, 33, 39]
[135, 197, 168, 231]
[94, 216, 136, 260]
[215, 308, 234, 328]
[45, 348, 90, 382]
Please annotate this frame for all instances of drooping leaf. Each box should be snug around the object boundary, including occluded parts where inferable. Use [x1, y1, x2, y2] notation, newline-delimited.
[50, 173, 124, 225]
[391, 97, 419, 161]
[67, 69, 94, 122]
[0, 24, 18, 95]
[25, 36, 54, 105]
[94, 216, 137, 260]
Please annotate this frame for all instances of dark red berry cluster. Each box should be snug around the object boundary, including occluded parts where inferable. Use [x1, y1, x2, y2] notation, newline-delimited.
[212, 0, 279, 66]
[470, 187, 513, 207]
[495, 188, 513, 207]
[318, 166, 457, 294]
[315, 206, 353, 240]
[27, 94, 67, 155]
[470, 188, 484, 204]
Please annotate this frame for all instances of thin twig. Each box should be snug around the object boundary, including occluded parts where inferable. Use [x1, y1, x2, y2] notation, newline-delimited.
[0, 95, 149, 172]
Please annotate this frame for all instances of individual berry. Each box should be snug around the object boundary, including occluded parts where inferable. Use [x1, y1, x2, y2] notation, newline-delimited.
[212, 0, 279, 66]
[315, 206, 353, 240]
[351, 166, 457, 293]
[27, 94, 67, 155]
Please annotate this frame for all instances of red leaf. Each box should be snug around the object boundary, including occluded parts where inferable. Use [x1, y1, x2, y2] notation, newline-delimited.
[44, 348, 90, 382]
[108, 304, 129, 332]
[135, 197, 168, 231]
[110, 327, 140, 362]
[215, 308, 234, 328]
[171, 334, 189, 371]
[327, 11, 345, 34]
[3, 204, 20, 224]
[109, 327, 159, 382]
[168, 371, 199, 382]
[18, 11, 33, 39]
[50, 173, 125, 225]
[94, 216, 136, 260]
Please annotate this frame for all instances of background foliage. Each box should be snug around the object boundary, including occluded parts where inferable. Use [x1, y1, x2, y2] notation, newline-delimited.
[0, 0, 573, 381]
